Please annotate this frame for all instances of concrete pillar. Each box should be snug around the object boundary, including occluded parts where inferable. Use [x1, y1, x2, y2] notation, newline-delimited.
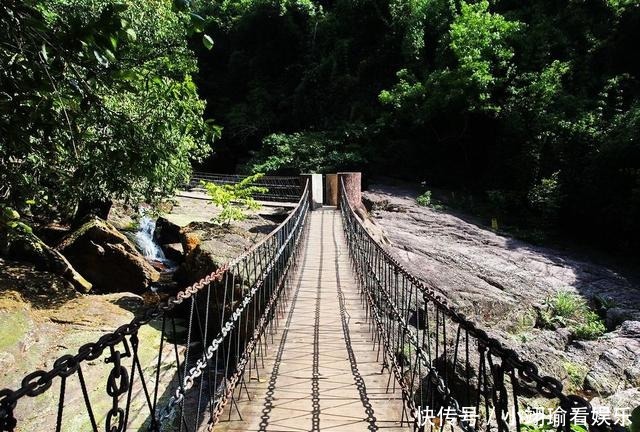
[337, 172, 362, 210]
[325, 174, 338, 206]
[301, 174, 323, 210]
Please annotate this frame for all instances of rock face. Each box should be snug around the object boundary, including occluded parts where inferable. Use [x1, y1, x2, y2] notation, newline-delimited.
[57, 217, 160, 293]
[1, 229, 92, 293]
[362, 181, 640, 403]
[175, 222, 258, 285]
[0, 261, 171, 432]
[154, 217, 182, 245]
[161, 242, 184, 263]
[584, 321, 640, 395]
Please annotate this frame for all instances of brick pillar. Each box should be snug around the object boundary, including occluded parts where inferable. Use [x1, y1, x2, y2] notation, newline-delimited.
[337, 172, 362, 210]
[325, 174, 338, 206]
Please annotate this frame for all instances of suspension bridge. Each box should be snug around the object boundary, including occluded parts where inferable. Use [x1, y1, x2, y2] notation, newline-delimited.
[0, 174, 609, 432]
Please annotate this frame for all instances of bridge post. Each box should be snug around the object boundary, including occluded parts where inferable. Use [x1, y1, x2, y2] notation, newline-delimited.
[325, 174, 338, 206]
[301, 173, 323, 210]
[337, 172, 362, 210]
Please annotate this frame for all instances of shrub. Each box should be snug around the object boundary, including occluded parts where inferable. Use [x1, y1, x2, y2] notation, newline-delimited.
[202, 173, 269, 225]
[416, 191, 432, 206]
[540, 291, 606, 340]
[528, 171, 562, 220]
[573, 311, 607, 340]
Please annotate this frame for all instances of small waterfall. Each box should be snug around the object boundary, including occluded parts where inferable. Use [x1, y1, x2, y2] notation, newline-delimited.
[134, 216, 167, 262]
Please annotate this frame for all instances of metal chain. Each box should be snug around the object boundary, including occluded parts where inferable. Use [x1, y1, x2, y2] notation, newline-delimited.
[338, 179, 600, 430]
[0, 178, 310, 432]
[156, 189, 310, 426]
[0, 265, 228, 428]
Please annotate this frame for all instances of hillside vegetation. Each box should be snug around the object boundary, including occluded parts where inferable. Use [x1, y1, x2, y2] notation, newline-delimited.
[195, 0, 640, 251]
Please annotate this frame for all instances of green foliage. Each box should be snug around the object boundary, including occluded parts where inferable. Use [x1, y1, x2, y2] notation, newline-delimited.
[594, 294, 617, 311]
[540, 291, 607, 340]
[202, 174, 268, 225]
[416, 191, 432, 206]
[549, 291, 582, 318]
[631, 406, 640, 432]
[573, 312, 607, 340]
[528, 171, 562, 220]
[0, 206, 33, 236]
[562, 361, 587, 389]
[248, 132, 364, 174]
[448, 1, 521, 112]
[1, 0, 219, 220]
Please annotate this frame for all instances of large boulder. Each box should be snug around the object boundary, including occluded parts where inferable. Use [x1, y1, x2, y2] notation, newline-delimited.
[57, 217, 159, 294]
[175, 222, 257, 285]
[154, 217, 182, 245]
[1, 227, 92, 293]
[0, 258, 78, 307]
[0, 270, 169, 432]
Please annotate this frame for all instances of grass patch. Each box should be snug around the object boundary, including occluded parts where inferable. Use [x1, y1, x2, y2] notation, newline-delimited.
[507, 310, 537, 343]
[573, 311, 607, 339]
[538, 291, 606, 340]
[562, 361, 587, 390]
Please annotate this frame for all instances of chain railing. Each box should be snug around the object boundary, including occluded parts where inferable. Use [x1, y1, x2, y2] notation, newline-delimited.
[0, 180, 310, 432]
[338, 179, 611, 432]
[187, 172, 302, 203]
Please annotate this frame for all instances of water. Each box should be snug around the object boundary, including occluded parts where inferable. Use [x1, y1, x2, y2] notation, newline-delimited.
[134, 216, 167, 262]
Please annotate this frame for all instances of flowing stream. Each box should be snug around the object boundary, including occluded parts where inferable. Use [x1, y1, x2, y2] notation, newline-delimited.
[134, 215, 168, 262]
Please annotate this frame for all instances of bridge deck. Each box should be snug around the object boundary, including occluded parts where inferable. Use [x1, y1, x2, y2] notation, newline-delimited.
[217, 208, 409, 431]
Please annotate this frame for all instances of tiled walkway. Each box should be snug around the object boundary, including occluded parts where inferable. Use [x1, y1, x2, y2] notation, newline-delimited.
[217, 208, 409, 431]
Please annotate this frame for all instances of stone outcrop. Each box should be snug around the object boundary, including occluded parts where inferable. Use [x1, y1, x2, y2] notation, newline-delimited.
[161, 242, 184, 263]
[154, 217, 182, 245]
[584, 321, 640, 395]
[0, 262, 168, 432]
[362, 181, 640, 406]
[57, 217, 159, 293]
[1, 227, 92, 293]
[175, 222, 257, 285]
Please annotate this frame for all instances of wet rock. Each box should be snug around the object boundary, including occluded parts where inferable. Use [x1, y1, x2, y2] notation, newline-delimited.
[154, 217, 182, 245]
[2, 229, 92, 293]
[161, 242, 184, 263]
[57, 217, 159, 294]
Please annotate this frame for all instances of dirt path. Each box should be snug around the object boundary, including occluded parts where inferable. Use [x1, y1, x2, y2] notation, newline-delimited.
[363, 182, 640, 408]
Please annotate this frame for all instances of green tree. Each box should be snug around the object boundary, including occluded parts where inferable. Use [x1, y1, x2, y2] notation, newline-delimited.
[0, 0, 219, 221]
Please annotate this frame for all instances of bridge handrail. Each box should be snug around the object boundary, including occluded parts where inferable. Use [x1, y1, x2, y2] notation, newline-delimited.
[0, 179, 310, 432]
[188, 172, 302, 203]
[338, 179, 605, 431]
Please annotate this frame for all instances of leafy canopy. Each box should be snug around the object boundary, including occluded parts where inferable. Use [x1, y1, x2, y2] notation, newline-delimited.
[0, 0, 218, 220]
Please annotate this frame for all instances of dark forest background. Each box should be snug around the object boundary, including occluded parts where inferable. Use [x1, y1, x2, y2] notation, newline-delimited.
[194, 0, 640, 252]
[1, 0, 639, 253]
